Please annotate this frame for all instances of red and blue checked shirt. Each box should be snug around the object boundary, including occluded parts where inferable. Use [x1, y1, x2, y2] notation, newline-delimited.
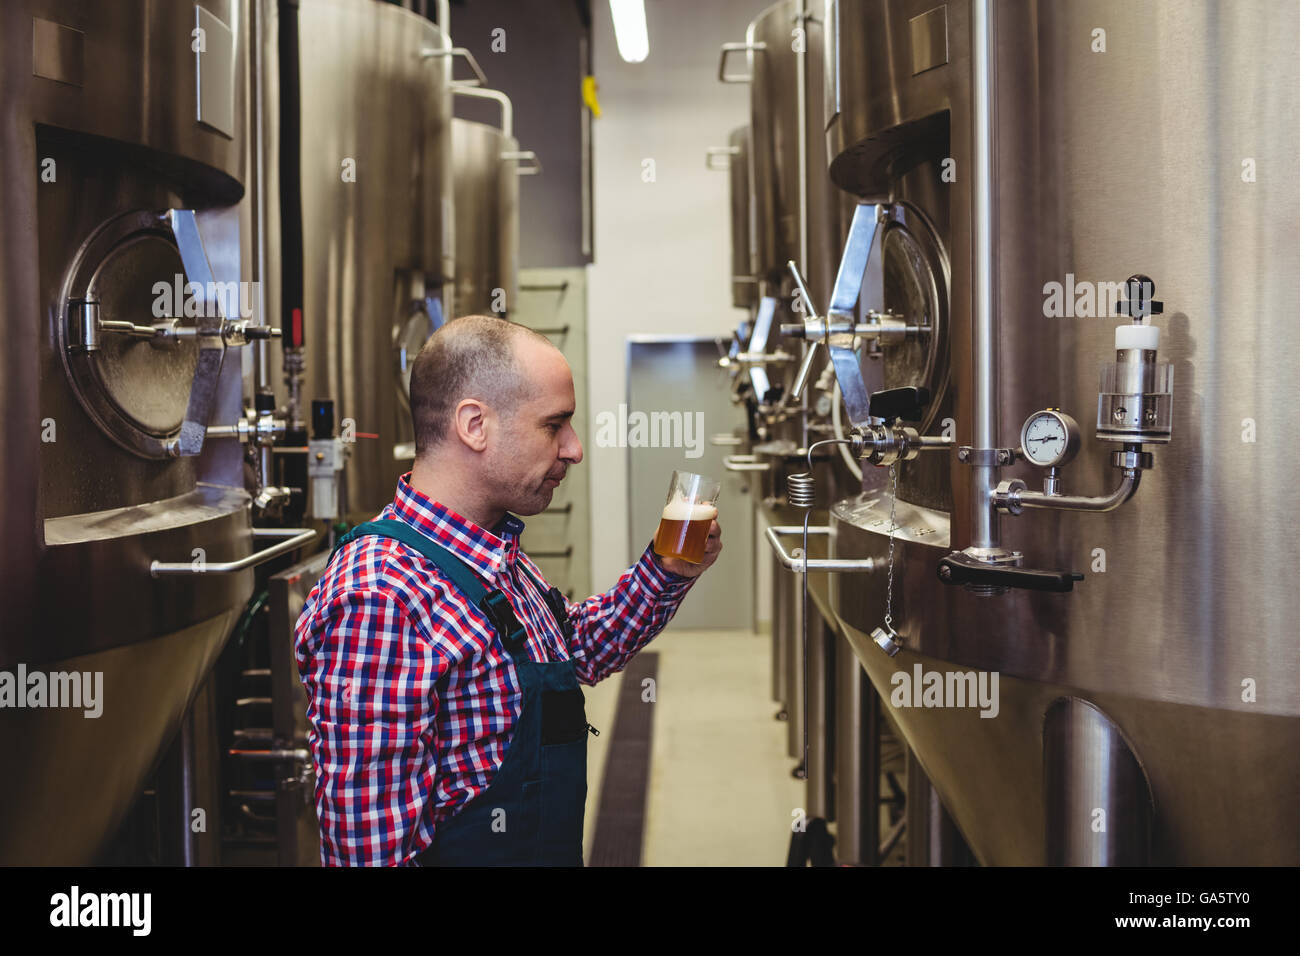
[294, 473, 697, 866]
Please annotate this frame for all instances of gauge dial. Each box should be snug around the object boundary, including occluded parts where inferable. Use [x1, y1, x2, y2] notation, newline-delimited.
[1020, 409, 1081, 467]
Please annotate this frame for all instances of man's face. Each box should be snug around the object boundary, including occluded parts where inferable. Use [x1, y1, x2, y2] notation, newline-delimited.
[487, 339, 584, 516]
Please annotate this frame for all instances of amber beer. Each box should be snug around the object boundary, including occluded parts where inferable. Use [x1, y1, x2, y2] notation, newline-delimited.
[652, 471, 720, 565]
[654, 501, 718, 564]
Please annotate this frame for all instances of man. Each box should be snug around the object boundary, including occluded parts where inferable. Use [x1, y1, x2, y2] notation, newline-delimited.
[295, 315, 721, 866]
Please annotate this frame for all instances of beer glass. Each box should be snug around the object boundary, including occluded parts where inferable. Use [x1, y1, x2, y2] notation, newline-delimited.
[653, 470, 720, 564]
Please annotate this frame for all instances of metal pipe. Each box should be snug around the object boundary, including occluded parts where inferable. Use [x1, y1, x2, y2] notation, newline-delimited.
[229, 747, 311, 763]
[580, 33, 592, 257]
[180, 708, 197, 866]
[252, 0, 270, 395]
[451, 85, 512, 138]
[912, 435, 956, 450]
[806, 602, 832, 819]
[436, 1, 452, 91]
[878, 816, 906, 861]
[795, 0, 810, 452]
[835, 635, 876, 864]
[795, 0, 808, 279]
[1044, 697, 1152, 865]
[1013, 469, 1141, 513]
[971, 0, 999, 550]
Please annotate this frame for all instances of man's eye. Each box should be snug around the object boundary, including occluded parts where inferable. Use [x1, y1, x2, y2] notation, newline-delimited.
[547, 423, 562, 433]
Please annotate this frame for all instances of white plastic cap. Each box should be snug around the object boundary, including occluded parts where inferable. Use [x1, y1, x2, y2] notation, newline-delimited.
[1115, 323, 1160, 351]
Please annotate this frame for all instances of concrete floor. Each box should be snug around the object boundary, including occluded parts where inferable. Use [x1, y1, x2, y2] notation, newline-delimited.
[582, 626, 803, 866]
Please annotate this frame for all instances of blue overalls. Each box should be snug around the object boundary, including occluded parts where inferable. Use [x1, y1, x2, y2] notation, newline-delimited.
[330, 519, 591, 867]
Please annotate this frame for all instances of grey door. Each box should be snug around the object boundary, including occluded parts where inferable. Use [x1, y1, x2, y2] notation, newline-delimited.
[626, 336, 753, 629]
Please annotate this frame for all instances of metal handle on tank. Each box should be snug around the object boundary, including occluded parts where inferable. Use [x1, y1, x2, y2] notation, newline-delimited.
[705, 145, 740, 170]
[423, 46, 488, 87]
[765, 526, 875, 573]
[717, 41, 767, 83]
[723, 454, 770, 472]
[150, 528, 318, 577]
[501, 149, 542, 175]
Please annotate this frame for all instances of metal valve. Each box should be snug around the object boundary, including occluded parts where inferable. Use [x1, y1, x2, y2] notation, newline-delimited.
[851, 387, 954, 466]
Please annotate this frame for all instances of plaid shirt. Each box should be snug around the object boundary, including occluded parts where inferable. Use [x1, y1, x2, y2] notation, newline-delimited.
[294, 473, 697, 866]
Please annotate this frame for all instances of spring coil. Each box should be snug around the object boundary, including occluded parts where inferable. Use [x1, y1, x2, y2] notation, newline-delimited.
[786, 471, 816, 509]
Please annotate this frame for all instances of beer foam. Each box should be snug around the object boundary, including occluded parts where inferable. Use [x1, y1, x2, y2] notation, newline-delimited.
[660, 498, 718, 521]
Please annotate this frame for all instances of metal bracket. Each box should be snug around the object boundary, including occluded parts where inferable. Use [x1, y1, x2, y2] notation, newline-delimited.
[956, 446, 1018, 466]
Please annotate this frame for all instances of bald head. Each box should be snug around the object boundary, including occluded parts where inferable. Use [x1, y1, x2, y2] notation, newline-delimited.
[409, 314, 559, 456]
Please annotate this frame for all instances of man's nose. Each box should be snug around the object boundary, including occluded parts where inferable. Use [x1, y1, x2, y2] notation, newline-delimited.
[563, 424, 583, 465]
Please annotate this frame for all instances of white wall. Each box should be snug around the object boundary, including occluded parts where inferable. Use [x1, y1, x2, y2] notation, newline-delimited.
[587, 0, 772, 586]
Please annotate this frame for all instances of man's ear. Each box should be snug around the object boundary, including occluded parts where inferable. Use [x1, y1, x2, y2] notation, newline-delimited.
[453, 398, 490, 452]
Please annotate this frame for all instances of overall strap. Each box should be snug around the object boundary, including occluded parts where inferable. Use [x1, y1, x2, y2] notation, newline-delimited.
[332, 519, 528, 656]
[514, 559, 575, 643]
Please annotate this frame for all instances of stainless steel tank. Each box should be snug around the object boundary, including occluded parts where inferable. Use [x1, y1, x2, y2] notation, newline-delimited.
[450, 111, 520, 317]
[0, 0, 267, 863]
[723, 4, 866, 842]
[747, 1, 845, 302]
[285, 0, 454, 521]
[726, 126, 758, 311]
[825, 0, 1300, 864]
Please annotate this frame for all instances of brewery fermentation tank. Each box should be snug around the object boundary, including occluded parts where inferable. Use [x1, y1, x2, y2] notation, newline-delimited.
[450, 90, 533, 317]
[825, 0, 1300, 864]
[0, 0, 273, 863]
[726, 126, 758, 313]
[450, 117, 517, 317]
[722, 3, 872, 852]
[282, 0, 455, 521]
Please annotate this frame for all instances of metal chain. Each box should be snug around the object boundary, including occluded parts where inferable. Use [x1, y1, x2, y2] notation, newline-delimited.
[883, 463, 898, 631]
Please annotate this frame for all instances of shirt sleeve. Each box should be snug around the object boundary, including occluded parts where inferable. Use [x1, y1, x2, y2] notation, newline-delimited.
[294, 586, 447, 866]
[558, 541, 698, 685]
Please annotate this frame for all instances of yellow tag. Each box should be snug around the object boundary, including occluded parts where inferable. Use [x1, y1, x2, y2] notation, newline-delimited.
[581, 75, 602, 118]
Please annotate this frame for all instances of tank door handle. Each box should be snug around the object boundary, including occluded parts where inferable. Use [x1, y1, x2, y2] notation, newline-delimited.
[150, 527, 319, 577]
[164, 209, 233, 458]
[824, 204, 885, 427]
[786, 259, 824, 402]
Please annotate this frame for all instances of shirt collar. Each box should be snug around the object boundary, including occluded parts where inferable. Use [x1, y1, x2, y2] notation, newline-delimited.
[390, 472, 525, 577]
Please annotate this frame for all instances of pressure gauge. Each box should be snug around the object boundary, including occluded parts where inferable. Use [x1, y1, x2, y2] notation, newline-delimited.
[1020, 409, 1081, 468]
